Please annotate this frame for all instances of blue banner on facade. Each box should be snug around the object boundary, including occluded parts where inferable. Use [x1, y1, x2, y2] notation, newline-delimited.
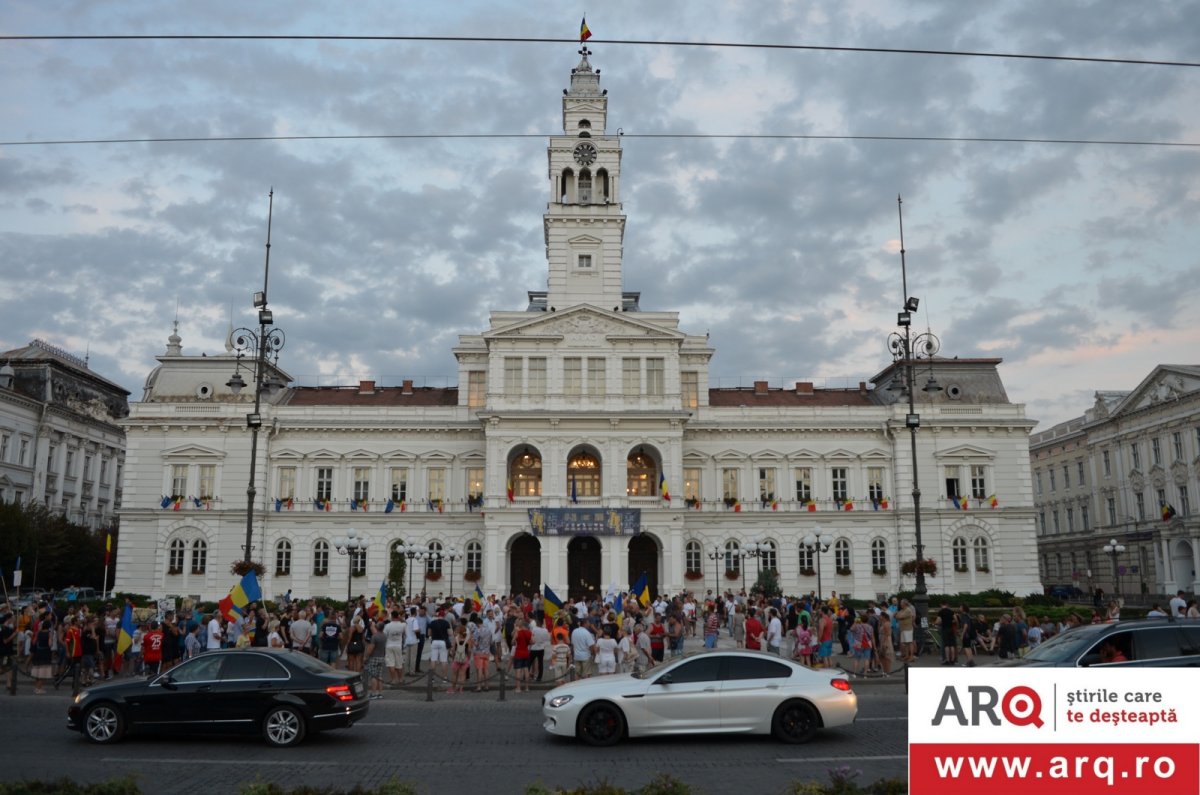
[528, 508, 641, 536]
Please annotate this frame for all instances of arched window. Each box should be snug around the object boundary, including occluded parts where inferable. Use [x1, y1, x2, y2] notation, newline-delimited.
[568, 449, 601, 499]
[685, 540, 701, 573]
[578, 169, 592, 204]
[626, 448, 656, 497]
[871, 539, 887, 573]
[168, 539, 185, 574]
[724, 540, 741, 573]
[973, 537, 990, 571]
[596, 167, 609, 201]
[313, 540, 329, 577]
[427, 540, 444, 575]
[560, 168, 574, 204]
[466, 540, 483, 575]
[191, 539, 207, 574]
[512, 448, 542, 497]
[798, 545, 814, 574]
[275, 540, 292, 576]
[760, 540, 778, 572]
[578, 119, 591, 129]
[952, 537, 968, 571]
[834, 539, 851, 573]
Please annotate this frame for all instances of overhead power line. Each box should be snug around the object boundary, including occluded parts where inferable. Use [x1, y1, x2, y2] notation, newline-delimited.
[2, 132, 1197, 149]
[2, 34, 1198, 69]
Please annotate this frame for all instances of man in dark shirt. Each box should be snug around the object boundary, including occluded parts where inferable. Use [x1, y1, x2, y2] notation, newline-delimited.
[426, 610, 451, 681]
[252, 606, 269, 648]
[319, 617, 342, 668]
[937, 603, 956, 665]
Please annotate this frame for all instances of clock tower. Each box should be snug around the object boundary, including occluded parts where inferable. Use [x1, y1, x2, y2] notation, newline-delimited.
[543, 46, 629, 311]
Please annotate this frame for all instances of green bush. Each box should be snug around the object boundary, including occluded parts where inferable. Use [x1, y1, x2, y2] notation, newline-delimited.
[0, 778, 142, 795]
[238, 780, 417, 795]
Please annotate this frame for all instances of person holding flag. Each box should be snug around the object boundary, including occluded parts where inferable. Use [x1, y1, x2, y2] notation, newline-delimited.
[114, 603, 136, 675]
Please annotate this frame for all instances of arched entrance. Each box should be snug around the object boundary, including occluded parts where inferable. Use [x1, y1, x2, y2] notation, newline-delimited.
[1170, 539, 1195, 592]
[628, 535, 659, 598]
[510, 534, 541, 597]
[567, 536, 602, 601]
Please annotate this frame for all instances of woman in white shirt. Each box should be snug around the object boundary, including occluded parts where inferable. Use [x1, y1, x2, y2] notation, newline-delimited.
[595, 626, 619, 675]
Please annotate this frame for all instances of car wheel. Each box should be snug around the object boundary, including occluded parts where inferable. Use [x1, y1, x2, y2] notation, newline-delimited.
[262, 705, 307, 748]
[772, 700, 820, 744]
[82, 703, 125, 744]
[577, 701, 625, 747]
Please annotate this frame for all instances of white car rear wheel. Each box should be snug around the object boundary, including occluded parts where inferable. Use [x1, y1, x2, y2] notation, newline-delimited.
[772, 699, 819, 744]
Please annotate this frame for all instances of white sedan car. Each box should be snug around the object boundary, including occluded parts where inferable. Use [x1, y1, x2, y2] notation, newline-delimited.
[542, 650, 857, 746]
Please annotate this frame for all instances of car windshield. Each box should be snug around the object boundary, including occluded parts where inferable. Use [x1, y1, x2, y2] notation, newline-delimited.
[283, 651, 339, 674]
[1023, 625, 1106, 662]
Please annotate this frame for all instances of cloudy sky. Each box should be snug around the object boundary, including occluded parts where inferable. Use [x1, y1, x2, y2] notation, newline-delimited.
[2, 1, 1198, 430]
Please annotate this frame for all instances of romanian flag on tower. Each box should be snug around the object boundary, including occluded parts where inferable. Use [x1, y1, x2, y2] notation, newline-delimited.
[579, 16, 592, 42]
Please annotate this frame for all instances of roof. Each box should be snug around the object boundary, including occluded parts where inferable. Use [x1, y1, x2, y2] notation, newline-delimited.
[283, 386, 459, 407]
[2, 338, 131, 396]
[706, 387, 875, 408]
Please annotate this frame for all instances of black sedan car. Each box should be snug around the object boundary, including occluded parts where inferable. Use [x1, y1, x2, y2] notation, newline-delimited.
[67, 649, 368, 747]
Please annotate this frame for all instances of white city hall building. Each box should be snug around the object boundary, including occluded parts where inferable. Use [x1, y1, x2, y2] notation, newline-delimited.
[115, 49, 1042, 603]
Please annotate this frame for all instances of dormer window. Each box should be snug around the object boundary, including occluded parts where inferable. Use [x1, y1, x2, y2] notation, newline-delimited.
[578, 119, 591, 128]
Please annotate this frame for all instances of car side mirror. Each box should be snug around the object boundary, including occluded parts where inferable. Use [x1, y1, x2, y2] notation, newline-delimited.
[654, 673, 673, 685]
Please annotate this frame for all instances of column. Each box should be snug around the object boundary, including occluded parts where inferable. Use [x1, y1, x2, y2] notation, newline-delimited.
[1160, 538, 1173, 591]
[1191, 538, 1200, 591]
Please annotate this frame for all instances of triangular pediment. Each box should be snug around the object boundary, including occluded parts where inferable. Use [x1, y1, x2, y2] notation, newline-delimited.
[753, 449, 785, 461]
[459, 451, 486, 463]
[271, 449, 304, 461]
[306, 448, 342, 460]
[786, 448, 821, 461]
[381, 449, 417, 461]
[568, 234, 603, 246]
[420, 451, 455, 462]
[161, 444, 225, 460]
[1110, 365, 1200, 418]
[862, 448, 891, 460]
[682, 450, 710, 462]
[485, 305, 685, 343]
[824, 448, 858, 460]
[937, 444, 996, 459]
[713, 449, 749, 462]
[343, 449, 379, 460]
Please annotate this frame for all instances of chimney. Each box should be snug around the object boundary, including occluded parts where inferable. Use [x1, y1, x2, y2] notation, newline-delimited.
[358, 380, 375, 395]
[401, 379, 414, 395]
[754, 380, 769, 395]
[859, 381, 868, 396]
[795, 381, 814, 396]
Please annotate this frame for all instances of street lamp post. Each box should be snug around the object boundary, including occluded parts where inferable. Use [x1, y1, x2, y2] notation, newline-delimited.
[333, 529, 370, 606]
[398, 544, 428, 600]
[802, 526, 831, 601]
[707, 545, 722, 596]
[1103, 538, 1126, 601]
[443, 546, 463, 598]
[226, 190, 287, 567]
[884, 195, 941, 639]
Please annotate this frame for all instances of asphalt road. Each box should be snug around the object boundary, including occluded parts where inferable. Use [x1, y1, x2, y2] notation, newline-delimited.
[0, 683, 909, 794]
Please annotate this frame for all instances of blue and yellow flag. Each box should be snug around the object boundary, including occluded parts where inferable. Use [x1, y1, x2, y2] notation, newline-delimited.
[115, 605, 136, 654]
[472, 583, 485, 612]
[370, 581, 386, 616]
[229, 569, 262, 609]
[543, 584, 564, 618]
[631, 572, 650, 607]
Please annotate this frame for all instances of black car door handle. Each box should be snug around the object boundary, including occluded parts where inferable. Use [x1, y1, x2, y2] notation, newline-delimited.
[258, 682, 273, 689]
[197, 685, 213, 693]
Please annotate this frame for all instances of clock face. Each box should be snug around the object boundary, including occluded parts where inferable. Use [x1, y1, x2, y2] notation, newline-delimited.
[573, 141, 597, 166]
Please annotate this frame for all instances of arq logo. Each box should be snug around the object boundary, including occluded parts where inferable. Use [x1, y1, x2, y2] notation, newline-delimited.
[932, 685, 1043, 728]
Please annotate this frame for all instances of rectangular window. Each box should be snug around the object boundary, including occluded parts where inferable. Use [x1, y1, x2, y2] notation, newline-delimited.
[278, 467, 296, 500]
[171, 464, 188, 497]
[467, 371, 487, 408]
[577, 253, 592, 269]
[65, 448, 74, 474]
[47, 445, 57, 471]
[645, 358, 664, 396]
[945, 466, 961, 499]
[1180, 487, 1191, 517]
[1107, 497, 1116, 526]
[622, 358, 640, 396]
[1035, 471, 1043, 495]
[867, 466, 884, 501]
[504, 357, 523, 394]
[19, 439, 29, 466]
[353, 466, 371, 502]
[563, 357, 582, 396]
[681, 371, 698, 409]
[758, 467, 776, 501]
[721, 468, 739, 502]
[0, 434, 8, 463]
[390, 468, 408, 503]
[1156, 487, 1167, 513]
[1066, 507, 1075, 533]
[1173, 432, 1183, 461]
[1061, 464, 1069, 489]
[587, 358, 605, 397]
[198, 465, 216, 499]
[831, 467, 848, 501]
[1052, 510, 1060, 533]
[794, 467, 812, 503]
[467, 467, 484, 503]
[428, 468, 446, 502]
[528, 357, 547, 395]
[686, 544, 701, 572]
[100, 458, 108, 484]
[1048, 468, 1056, 492]
[970, 465, 986, 499]
[83, 454, 93, 482]
[683, 468, 701, 502]
[313, 543, 329, 577]
[316, 467, 333, 502]
[1039, 512, 1047, 535]
[1103, 450, 1111, 477]
[1135, 492, 1146, 520]
[1077, 460, 1085, 486]
[1130, 443, 1141, 471]
[1152, 438, 1162, 466]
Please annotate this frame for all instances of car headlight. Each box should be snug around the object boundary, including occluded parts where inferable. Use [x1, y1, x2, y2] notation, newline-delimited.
[547, 694, 574, 708]
[74, 691, 89, 704]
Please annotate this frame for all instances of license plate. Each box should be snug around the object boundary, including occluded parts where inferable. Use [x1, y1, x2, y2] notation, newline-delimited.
[353, 682, 363, 697]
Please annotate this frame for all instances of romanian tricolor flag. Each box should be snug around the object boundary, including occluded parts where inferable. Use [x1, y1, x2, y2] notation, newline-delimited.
[843, 498, 854, 512]
[881, 496, 890, 509]
[324, 499, 332, 512]
[400, 499, 406, 513]
[369, 581, 386, 617]
[959, 496, 970, 511]
[1162, 501, 1177, 522]
[286, 497, 294, 511]
[733, 499, 742, 513]
[173, 497, 183, 511]
[115, 604, 136, 655]
[771, 497, 779, 511]
[507, 477, 514, 503]
[806, 499, 817, 512]
[660, 473, 670, 502]
[229, 569, 262, 614]
[579, 16, 592, 43]
[471, 583, 485, 612]
[543, 584, 564, 619]
[218, 594, 243, 622]
[988, 494, 998, 509]
[104, 533, 112, 566]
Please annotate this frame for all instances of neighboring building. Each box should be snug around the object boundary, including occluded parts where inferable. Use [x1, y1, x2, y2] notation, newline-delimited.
[0, 339, 130, 528]
[114, 47, 1042, 602]
[1032, 365, 1200, 598]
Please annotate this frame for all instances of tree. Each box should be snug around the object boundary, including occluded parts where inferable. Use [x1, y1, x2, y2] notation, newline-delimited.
[0, 501, 107, 590]
[752, 568, 782, 598]
[386, 546, 407, 601]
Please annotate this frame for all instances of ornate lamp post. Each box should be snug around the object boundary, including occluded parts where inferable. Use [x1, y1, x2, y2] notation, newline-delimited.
[226, 191, 287, 567]
[443, 546, 463, 598]
[802, 526, 831, 601]
[707, 544, 722, 596]
[398, 544, 428, 600]
[1103, 538, 1126, 600]
[333, 529, 370, 606]
[884, 195, 941, 639]
[743, 540, 767, 591]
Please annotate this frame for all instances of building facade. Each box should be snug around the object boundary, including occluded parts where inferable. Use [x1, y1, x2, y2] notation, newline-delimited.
[115, 49, 1042, 602]
[1032, 365, 1200, 598]
[0, 339, 129, 528]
